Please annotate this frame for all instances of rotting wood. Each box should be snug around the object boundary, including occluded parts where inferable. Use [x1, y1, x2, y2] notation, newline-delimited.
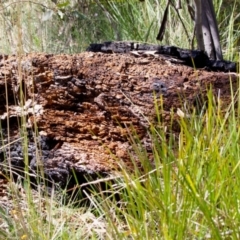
[0, 43, 238, 189]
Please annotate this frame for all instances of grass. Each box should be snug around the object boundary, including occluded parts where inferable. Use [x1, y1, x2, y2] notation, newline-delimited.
[1, 82, 240, 239]
[0, 0, 240, 239]
[101, 86, 240, 239]
[0, 179, 108, 239]
[0, 0, 239, 59]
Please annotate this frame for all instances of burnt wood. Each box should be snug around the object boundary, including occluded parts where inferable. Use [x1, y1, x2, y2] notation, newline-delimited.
[87, 41, 237, 72]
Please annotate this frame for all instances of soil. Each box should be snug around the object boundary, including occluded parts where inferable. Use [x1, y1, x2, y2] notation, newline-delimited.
[0, 42, 238, 189]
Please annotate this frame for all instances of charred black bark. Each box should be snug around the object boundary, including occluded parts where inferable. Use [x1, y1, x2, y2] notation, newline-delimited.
[87, 41, 236, 72]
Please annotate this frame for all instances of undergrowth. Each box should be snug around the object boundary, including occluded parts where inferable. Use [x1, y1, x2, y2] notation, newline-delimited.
[88, 83, 240, 239]
[1, 81, 240, 239]
[0, 0, 240, 239]
[0, 0, 239, 59]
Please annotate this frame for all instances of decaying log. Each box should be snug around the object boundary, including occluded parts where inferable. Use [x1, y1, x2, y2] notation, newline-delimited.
[87, 41, 237, 71]
[0, 42, 238, 188]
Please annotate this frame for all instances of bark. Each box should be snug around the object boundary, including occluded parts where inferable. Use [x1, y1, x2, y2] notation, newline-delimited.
[203, 0, 223, 60]
[194, 0, 205, 50]
[194, 0, 223, 60]
[202, 9, 215, 59]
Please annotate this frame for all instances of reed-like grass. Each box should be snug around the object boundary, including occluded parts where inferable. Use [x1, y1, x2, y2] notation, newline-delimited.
[78, 84, 236, 239]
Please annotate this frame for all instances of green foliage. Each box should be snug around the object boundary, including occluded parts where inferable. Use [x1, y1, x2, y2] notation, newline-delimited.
[2, 84, 238, 239]
[98, 83, 240, 239]
[0, 0, 239, 59]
